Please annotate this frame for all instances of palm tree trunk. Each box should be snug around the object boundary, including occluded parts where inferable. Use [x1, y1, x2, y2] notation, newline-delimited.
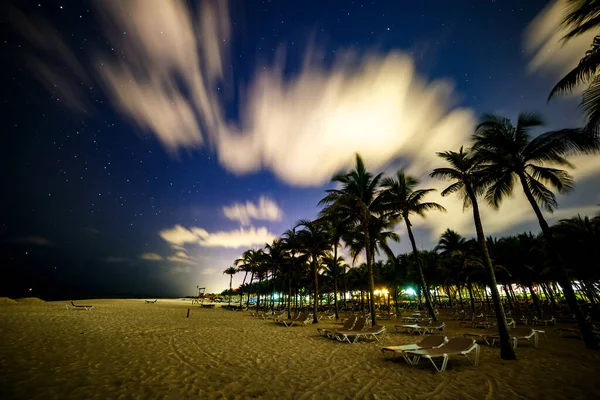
[467, 282, 476, 313]
[457, 284, 464, 310]
[404, 216, 437, 322]
[240, 271, 248, 306]
[363, 216, 377, 327]
[228, 275, 233, 306]
[287, 275, 292, 319]
[528, 284, 542, 318]
[517, 171, 598, 349]
[468, 187, 516, 360]
[503, 284, 514, 310]
[246, 272, 254, 308]
[312, 256, 319, 324]
[333, 241, 340, 320]
[544, 282, 557, 308]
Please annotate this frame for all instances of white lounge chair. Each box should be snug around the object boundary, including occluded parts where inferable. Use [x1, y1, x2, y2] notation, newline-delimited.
[381, 335, 448, 362]
[66, 300, 93, 311]
[335, 325, 386, 344]
[406, 337, 480, 372]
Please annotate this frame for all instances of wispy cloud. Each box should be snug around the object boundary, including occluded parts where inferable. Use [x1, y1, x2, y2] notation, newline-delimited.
[140, 252, 163, 261]
[167, 251, 196, 265]
[524, 0, 596, 85]
[223, 196, 283, 226]
[11, 0, 474, 187]
[159, 224, 276, 249]
[15, 235, 53, 246]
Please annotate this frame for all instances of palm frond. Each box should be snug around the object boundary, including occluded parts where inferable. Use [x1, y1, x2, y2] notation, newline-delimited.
[484, 170, 515, 209]
[549, 36, 600, 98]
[581, 74, 600, 141]
[523, 129, 585, 166]
[526, 164, 575, 194]
[561, 1, 600, 40]
[413, 202, 447, 215]
[525, 174, 559, 212]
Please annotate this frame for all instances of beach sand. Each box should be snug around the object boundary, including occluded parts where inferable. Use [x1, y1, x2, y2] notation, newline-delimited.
[1, 299, 599, 399]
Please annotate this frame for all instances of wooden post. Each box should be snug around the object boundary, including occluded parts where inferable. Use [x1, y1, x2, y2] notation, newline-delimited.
[186, 308, 190, 318]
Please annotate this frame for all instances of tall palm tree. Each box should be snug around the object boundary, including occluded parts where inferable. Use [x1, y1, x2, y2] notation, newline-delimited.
[379, 171, 447, 320]
[234, 249, 262, 308]
[315, 211, 350, 320]
[319, 154, 387, 327]
[295, 219, 331, 323]
[549, 0, 600, 134]
[430, 147, 516, 360]
[474, 113, 599, 349]
[281, 227, 301, 319]
[223, 266, 237, 306]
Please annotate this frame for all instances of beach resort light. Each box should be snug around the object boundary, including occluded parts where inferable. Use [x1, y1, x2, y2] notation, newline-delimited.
[381, 289, 389, 296]
[405, 287, 416, 296]
[273, 293, 279, 300]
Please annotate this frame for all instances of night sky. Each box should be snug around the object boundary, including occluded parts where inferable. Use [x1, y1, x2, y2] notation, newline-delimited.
[1, 0, 598, 299]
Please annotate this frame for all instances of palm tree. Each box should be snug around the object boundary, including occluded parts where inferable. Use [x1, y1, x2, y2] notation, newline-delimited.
[315, 211, 350, 320]
[473, 113, 599, 349]
[234, 249, 263, 308]
[319, 154, 387, 327]
[281, 227, 301, 319]
[321, 253, 345, 319]
[295, 219, 331, 323]
[223, 266, 237, 306]
[549, 0, 600, 134]
[430, 147, 516, 360]
[379, 171, 446, 320]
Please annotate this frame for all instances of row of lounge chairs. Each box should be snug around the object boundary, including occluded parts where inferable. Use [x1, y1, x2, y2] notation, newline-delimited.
[464, 327, 539, 349]
[275, 312, 313, 327]
[382, 336, 480, 372]
[394, 321, 445, 335]
[318, 316, 387, 344]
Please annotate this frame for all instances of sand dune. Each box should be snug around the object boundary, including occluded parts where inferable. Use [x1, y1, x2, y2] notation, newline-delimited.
[1, 299, 599, 399]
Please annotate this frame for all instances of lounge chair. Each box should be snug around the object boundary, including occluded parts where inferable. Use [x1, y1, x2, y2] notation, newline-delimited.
[66, 300, 93, 311]
[317, 315, 356, 337]
[488, 327, 538, 349]
[395, 321, 443, 335]
[532, 315, 556, 326]
[406, 338, 480, 372]
[381, 335, 447, 362]
[278, 312, 312, 327]
[145, 299, 157, 304]
[335, 325, 386, 344]
[325, 317, 367, 339]
[422, 322, 446, 334]
[463, 329, 498, 345]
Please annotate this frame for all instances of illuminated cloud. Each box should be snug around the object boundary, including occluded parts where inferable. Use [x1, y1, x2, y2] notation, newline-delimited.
[524, 0, 596, 85]
[159, 224, 276, 249]
[11, 0, 474, 186]
[140, 252, 163, 261]
[223, 196, 283, 226]
[167, 254, 196, 265]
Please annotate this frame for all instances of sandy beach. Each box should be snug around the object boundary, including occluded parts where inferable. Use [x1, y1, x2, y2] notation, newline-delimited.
[1, 299, 599, 399]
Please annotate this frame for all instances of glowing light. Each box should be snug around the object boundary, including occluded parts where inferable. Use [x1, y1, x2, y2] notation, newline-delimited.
[405, 288, 416, 296]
